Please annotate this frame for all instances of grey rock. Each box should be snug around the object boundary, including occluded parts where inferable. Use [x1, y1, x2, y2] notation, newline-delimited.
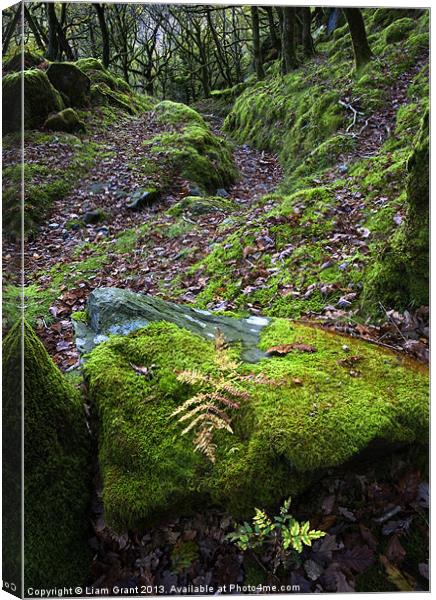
[126, 187, 160, 210]
[215, 187, 230, 198]
[83, 209, 105, 224]
[89, 182, 108, 194]
[187, 183, 205, 197]
[73, 287, 270, 362]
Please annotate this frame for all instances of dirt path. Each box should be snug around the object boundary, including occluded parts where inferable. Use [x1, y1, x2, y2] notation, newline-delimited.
[23, 112, 282, 367]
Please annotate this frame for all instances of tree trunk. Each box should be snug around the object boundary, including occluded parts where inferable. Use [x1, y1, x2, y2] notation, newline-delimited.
[46, 3, 59, 60]
[251, 7, 265, 80]
[302, 8, 315, 56]
[281, 7, 298, 74]
[24, 6, 47, 53]
[3, 5, 21, 56]
[265, 7, 280, 54]
[94, 3, 110, 67]
[343, 8, 372, 70]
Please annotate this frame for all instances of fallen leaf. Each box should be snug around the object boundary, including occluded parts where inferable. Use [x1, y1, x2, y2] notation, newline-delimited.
[339, 545, 374, 573]
[380, 554, 416, 591]
[266, 343, 317, 355]
[385, 535, 406, 565]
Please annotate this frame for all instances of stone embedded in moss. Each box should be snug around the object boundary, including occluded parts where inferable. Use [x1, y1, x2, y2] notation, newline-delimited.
[75, 287, 269, 361]
[384, 17, 415, 44]
[44, 107, 86, 133]
[3, 321, 91, 588]
[46, 62, 91, 107]
[167, 195, 236, 217]
[2, 69, 64, 132]
[84, 317, 428, 532]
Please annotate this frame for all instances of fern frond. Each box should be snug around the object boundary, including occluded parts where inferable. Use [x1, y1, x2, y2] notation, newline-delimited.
[170, 393, 209, 417]
[209, 393, 241, 410]
[216, 381, 250, 401]
[194, 428, 217, 463]
[176, 370, 210, 385]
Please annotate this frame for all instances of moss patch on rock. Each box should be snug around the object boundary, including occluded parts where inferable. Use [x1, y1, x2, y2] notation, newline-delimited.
[145, 103, 237, 191]
[3, 69, 64, 133]
[47, 62, 91, 107]
[44, 107, 86, 133]
[167, 195, 236, 217]
[84, 320, 428, 532]
[3, 322, 91, 588]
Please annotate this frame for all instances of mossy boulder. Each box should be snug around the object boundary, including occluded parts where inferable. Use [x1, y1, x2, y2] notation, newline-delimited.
[3, 321, 91, 588]
[384, 17, 415, 44]
[47, 62, 90, 107]
[167, 195, 236, 217]
[83, 295, 428, 533]
[2, 69, 64, 133]
[154, 100, 206, 127]
[146, 104, 237, 192]
[3, 50, 45, 73]
[90, 82, 137, 114]
[44, 107, 86, 133]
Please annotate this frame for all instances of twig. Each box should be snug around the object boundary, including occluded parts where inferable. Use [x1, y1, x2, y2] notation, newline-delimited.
[339, 99, 364, 133]
[378, 301, 408, 342]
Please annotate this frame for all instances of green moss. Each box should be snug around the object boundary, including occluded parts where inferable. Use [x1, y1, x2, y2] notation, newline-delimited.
[145, 117, 237, 192]
[167, 195, 235, 217]
[2, 69, 64, 133]
[363, 111, 429, 312]
[44, 107, 86, 133]
[384, 17, 415, 44]
[71, 310, 88, 323]
[84, 320, 428, 532]
[3, 322, 91, 587]
[154, 100, 206, 127]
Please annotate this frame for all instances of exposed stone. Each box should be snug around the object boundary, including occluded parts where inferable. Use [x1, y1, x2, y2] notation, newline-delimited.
[47, 62, 90, 107]
[83, 208, 106, 224]
[167, 195, 235, 217]
[126, 187, 161, 210]
[73, 287, 269, 362]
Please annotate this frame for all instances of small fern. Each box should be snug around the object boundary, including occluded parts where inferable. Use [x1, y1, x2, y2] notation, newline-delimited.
[228, 498, 326, 575]
[171, 329, 248, 463]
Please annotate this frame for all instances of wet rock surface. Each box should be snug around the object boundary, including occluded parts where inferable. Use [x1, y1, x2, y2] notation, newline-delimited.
[74, 287, 270, 362]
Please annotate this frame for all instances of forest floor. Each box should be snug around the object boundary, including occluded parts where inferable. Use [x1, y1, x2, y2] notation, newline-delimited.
[18, 55, 428, 372]
[9, 57, 428, 592]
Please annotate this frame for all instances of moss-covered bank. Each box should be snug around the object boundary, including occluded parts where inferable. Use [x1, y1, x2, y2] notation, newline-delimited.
[3, 322, 92, 588]
[84, 320, 428, 532]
